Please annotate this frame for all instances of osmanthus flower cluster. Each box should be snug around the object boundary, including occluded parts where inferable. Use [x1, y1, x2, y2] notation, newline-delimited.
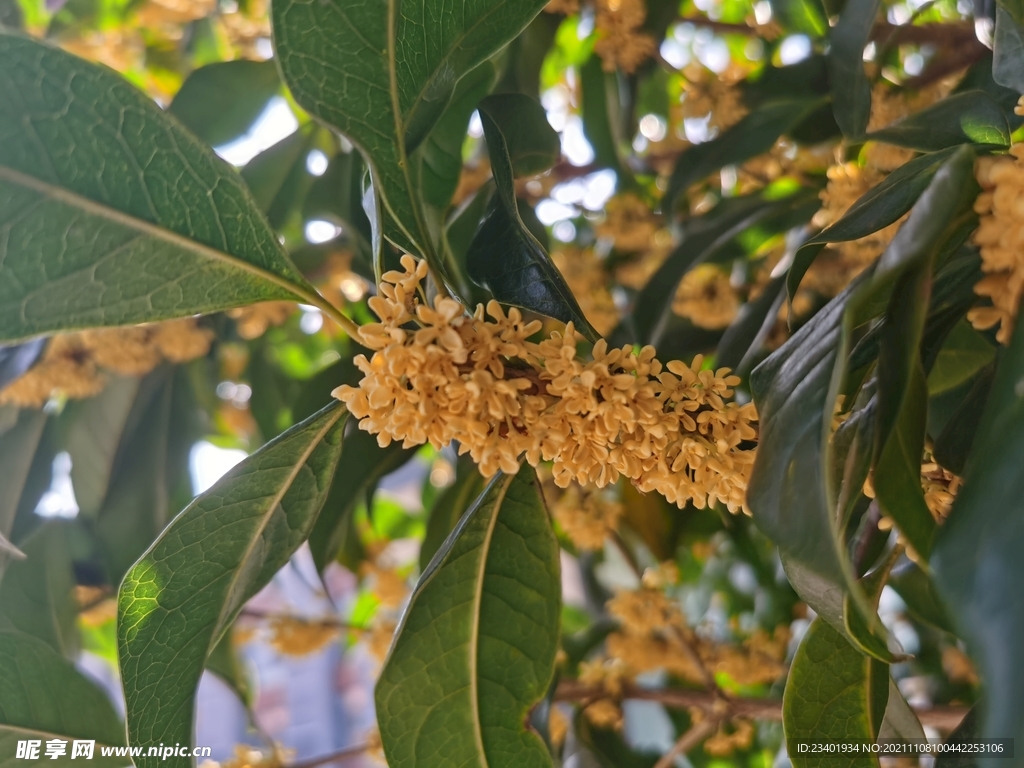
[970, 138, 1024, 344]
[333, 256, 759, 513]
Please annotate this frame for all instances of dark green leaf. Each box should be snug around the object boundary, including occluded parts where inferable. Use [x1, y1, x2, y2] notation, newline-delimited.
[418, 62, 498, 209]
[119, 403, 346, 768]
[168, 60, 281, 148]
[933, 302, 1024, 748]
[479, 93, 561, 177]
[935, 705, 982, 768]
[309, 420, 413, 573]
[419, 455, 487, 570]
[631, 189, 818, 346]
[866, 91, 1010, 151]
[377, 468, 560, 768]
[0, 408, 46, 541]
[789, 147, 959, 298]
[784, 617, 887, 767]
[715, 274, 786, 374]
[0, 0, 22, 29]
[0, 631, 126, 768]
[742, 56, 830, 109]
[772, 0, 829, 37]
[871, 146, 977, 560]
[580, 56, 625, 173]
[994, 7, 1024, 92]
[272, 0, 548, 272]
[0, 33, 323, 342]
[468, 105, 597, 338]
[664, 99, 823, 213]
[827, 0, 879, 139]
[0, 522, 78, 658]
[241, 123, 322, 228]
[888, 558, 954, 633]
[927, 320, 996, 395]
[932, 363, 994, 475]
[206, 629, 252, 707]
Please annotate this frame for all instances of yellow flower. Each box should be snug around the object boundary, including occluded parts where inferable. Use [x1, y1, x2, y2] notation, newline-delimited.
[672, 265, 740, 329]
[228, 302, 295, 340]
[593, 0, 657, 73]
[268, 616, 338, 657]
[335, 256, 758, 513]
[584, 699, 624, 730]
[551, 482, 624, 550]
[551, 248, 620, 336]
[595, 193, 659, 252]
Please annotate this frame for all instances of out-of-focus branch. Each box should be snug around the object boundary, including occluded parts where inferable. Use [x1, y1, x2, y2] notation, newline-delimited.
[285, 743, 371, 768]
[555, 680, 970, 730]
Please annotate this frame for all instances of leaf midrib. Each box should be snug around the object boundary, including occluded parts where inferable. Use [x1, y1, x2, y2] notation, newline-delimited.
[467, 474, 511, 767]
[208, 406, 345, 651]
[0, 165, 312, 324]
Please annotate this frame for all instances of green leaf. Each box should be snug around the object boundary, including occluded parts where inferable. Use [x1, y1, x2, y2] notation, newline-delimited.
[94, 368, 197, 582]
[715, 274, 786, 374]
[888, 559, 955, 633]
[935, 705, 982, 768]
[789, 147, 959, 298]
[417, 61, 498, 210]
[118, 403, 346, 768]
[468, 104, 597, 338]
[932, 363, 994, 475]
[664, 99, 824, 212]
[168, 59, 281, 148]
[871, 146, 977, 560]
[376, 468, 560, 768]
[0, 408, 46, 541]
[827, 0, 878, 139]
[302, 150, 374, 264]
[479, 93, 561, 177]
[580, 56, 625, 174]
[631, 189, 817, 346]
[927, 320, 996, 395]
[0, 631, 126, 768]
[877, 678, 925, 740]
[866, 91, 1010, 151]
[0, 33, 324, 342]
[783, 617, 887, 768]
[206, 628, 252, 707]
[241, 123, 323, 229]
[0, 522, 78, 659]
[994, 7, 1024, 92]
[933, 302, 1024, 748]
[420, 455, 487, 570]
[272, 0, 548, 272]
[773, 0, 828, 37]
[308, 421, 413, 572]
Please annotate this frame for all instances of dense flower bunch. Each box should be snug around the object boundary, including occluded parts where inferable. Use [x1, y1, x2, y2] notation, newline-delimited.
[549, 480, 624, 550]
[593, 0, 657, 73]
[672, 264, 740, 329]
[551, 248, 620, 336]
[970, 143, 1024, 344]
[334, 257, 758, 512]
[0, 319, 212, 407]
[681, 63, 749, 133]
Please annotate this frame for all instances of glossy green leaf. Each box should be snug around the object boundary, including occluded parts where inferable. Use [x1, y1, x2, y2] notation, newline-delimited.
[932, 363, 994, 475]
[94, 368, 197, 582]
[631, 188, 817, 346]
[664, 99, 823, 213]
[580, 56, 625, 174]
[309, 421, 413, 572]
[272, 0, 548, 270]
[0, 631, 126, 768]
[789, 147, 958, 298]
[871, 146, 977, 560]
[468, 104, 597, 337]
[933, 300, 1024, 748]
[866, 91, 1010, 151]
[716, 273, 786, 374]
[418, 62, 498, 210]
[241, 123, 323, 229]
[0, 33, 323, 342]
[927, 320, 996, 395]
[419, 455, 487, 571]
[376, 468, 560, 768]
[773, 0, 828, 36]
[479, 93, 561, 177]
[118, 403, 346, 768]
[0, 523, 78, 659]
[783, 617, 887, 768]
[0, 408, 46, 541]
[827, 0, 878, 139]
[168, 59, 281, 148]
[994, 7, 1024, 92]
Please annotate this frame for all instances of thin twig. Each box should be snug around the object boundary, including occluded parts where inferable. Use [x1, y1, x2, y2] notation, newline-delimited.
[554, 681, 970, 730]
[238, 608, 365, 632]
[285, 743, 372, 768]
[653, 717, 722, 768]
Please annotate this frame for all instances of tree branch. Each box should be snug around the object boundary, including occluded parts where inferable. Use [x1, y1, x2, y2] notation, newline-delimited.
[555, 680, 970, 730]
[285, 743, 371, 768]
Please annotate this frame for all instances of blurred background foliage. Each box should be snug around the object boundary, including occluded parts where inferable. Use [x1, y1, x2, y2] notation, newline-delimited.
[0, 0, 1000, 763]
